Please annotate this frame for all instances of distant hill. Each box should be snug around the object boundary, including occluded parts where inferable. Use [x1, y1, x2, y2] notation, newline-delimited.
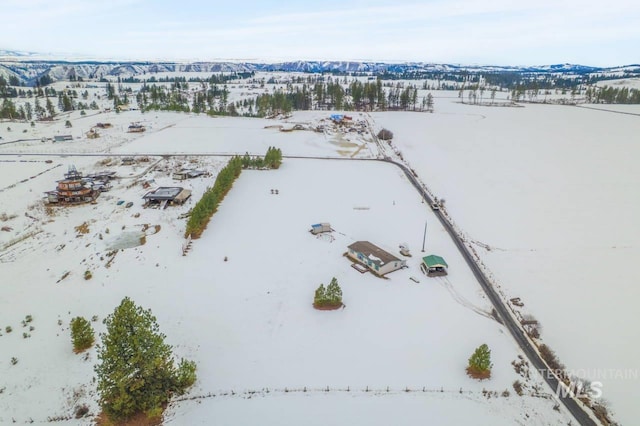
[1, 48, 639, 86]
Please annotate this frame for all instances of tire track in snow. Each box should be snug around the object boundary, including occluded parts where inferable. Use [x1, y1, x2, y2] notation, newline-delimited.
[437, 276, 496, 322]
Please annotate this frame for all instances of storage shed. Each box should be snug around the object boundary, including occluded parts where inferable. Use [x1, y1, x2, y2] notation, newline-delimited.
[310, 223, 332, 234]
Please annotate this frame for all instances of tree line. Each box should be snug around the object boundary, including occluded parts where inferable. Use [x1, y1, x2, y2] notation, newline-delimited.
[585, 85, 640, 104]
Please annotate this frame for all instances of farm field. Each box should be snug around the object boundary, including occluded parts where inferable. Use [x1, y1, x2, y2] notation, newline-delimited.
[0, 111, 574, 424]
[373, 97, 640, 425]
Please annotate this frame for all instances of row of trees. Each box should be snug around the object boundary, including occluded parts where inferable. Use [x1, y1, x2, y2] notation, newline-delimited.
[0, 97, 55, 120]
[240, 146, 283, 169]
[184, 156, 243, 238]
[585, 85, 640, 104]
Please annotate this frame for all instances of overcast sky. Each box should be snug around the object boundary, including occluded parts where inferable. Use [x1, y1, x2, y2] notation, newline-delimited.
[2, 0, 639, 66]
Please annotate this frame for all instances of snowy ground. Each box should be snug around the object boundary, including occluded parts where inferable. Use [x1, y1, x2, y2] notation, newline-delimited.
[0, 108, 575, 424]
[372, 97, 640, 425]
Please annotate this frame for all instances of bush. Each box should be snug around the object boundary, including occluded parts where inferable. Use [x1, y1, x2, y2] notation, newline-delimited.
[513, 380, 523, 396]
[70, 317, 95, 353]
[377, 128, 393, 140]
[538, 344, 565, 374]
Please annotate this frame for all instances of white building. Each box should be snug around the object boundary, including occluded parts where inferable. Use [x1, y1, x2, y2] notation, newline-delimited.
[347, 241, 407, 276]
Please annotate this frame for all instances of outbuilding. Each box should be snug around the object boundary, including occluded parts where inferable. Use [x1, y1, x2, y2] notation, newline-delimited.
[310, 223, 332, 234]
[53, 135, 73, 142]
[142, 187, 191, 208]
[173, 169, 206, 180]
[347, 241, 407, 276]
[421, 255, 449, 277]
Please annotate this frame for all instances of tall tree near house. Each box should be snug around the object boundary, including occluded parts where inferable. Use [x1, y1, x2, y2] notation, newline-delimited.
[490, 88, 496, 104]
[426, 93, 434, 113]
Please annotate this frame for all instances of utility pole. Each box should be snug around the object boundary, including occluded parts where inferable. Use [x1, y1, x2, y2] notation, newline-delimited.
[422, 220, 427, 252]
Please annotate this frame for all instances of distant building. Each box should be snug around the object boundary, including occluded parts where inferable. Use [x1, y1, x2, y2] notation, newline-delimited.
[142, 187, 191, 208]
[127, 123, 145, 133]
[45, 166, 99, 204]
[121, 157, 135, 165]
[53, 135, 73, 142]
[421, 255, 448, 277]
[347, 241, 406, 276]
[310, 223, 332, 235]
[173, 169, 206, 180]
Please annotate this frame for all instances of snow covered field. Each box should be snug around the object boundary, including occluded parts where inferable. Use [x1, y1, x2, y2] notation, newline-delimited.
[0, 108, 576, 424]
[373, 98, 640, 424]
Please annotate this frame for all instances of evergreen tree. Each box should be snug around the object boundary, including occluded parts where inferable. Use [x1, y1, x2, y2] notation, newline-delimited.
[70, 316, 95, 352]
[95, 297, 196, 422]
[314, 284, 326, 306]
[468, 343, 492, 375]
[45, 97, 55, 118]
[325, 277, 343, 305]
[426, 93, 434, 113]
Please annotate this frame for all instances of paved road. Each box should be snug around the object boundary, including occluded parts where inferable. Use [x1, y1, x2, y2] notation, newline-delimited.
[0, 150, 599, 425]
[385, 157, 598, 426]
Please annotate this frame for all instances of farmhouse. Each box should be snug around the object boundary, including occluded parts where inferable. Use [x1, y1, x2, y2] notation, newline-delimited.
[421, 255, 449, 277]
[142, 187, 191, 208]
[347, 241, 407, 276]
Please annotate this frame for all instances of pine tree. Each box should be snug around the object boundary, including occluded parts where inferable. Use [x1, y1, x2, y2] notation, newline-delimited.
[325, 277, 342, 305]
[45, 97, 55, 118]
[467, 343, 492, 379]
[314, 284, 326, 306]
[95, 297, 196, 422]
[70, 316, 95, 352]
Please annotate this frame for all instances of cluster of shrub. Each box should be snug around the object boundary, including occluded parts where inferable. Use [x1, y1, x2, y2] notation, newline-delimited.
[314, 277, 343, 309]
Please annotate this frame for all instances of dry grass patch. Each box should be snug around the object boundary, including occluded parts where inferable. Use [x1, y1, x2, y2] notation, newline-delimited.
[75, 222, 90, 236]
